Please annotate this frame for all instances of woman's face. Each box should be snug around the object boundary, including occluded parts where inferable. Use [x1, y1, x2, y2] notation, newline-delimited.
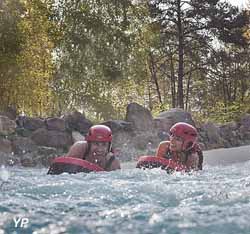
[169, 134, 184, 152]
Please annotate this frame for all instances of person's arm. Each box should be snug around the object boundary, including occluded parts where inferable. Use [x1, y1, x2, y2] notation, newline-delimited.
[66, 141, 87, 158]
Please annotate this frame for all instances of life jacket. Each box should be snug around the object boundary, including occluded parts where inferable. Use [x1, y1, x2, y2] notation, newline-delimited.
[83, 142, 116, 171]
[156, 141, 203, 170]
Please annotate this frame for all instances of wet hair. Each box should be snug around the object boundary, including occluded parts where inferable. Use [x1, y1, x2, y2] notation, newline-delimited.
[184, 142, 203, 170]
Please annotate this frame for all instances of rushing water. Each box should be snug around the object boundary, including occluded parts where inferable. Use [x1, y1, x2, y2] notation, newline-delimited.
[1, 161, 250, 234]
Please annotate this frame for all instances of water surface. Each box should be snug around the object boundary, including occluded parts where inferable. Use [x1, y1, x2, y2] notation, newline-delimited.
[1, 161, 250, 234]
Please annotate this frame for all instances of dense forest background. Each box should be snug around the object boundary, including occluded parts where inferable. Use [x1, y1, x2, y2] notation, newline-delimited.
[1, 0, 250, 123]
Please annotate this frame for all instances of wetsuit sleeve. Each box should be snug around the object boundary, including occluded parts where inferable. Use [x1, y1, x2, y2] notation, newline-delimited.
[156, 141, 168, 158]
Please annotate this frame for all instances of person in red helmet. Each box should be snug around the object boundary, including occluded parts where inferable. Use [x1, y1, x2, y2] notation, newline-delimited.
[66, 125, 121, 171]
[156, 122, 203, 170]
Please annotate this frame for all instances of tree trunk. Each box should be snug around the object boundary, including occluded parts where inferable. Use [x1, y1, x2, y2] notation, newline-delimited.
[185, 65, 193, 111]
[149, 52, 162, 105]
[177, 0, 184, 109]
[170, 54, 176, 108]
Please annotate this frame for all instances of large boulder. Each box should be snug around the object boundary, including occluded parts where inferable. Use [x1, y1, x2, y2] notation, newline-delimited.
[20, 146, 60, 167]
[0, 107, 17, 120]
[18, 116, 45, 131]
[219, 122, 240, 147]
[239, 114, 250, 131]
[111, 130, 134, 150]
[101, 120, 135, 149]
[153, 108, 195, 142]
[12, 136, 38, 155]
[238, 114, 250, 143]
[0, 138, 12, 153]
[101, 120, 133, 134]
[132, 133, 161, 151]
[154, 108, 195, 131]
[201, 122, 224, 149]
[0, 116, 16, 135]
[63, 111, 92, 135]
[36, 146, 59, 167]
[46, 117, 67, 132]
[30, 128, 72, 149]
[125, 103, 154, 132]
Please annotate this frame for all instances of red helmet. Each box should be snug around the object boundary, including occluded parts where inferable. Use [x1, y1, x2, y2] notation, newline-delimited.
[169, 122, 198, 151]
[85, 125, 112, 142]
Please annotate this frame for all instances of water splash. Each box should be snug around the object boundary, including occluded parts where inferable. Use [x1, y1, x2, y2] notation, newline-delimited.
[1, 162, 250, 233]
[0, 165, 10, 189]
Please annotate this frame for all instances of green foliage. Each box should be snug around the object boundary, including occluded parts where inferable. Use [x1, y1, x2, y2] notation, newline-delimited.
[204, 101, 250, 123]
[0, 0, 58, 116]
[14, 0, 56, 116]
[0, 0, 23, 111]
[0, 0, 249, 123]
[52, 0, 154, 120]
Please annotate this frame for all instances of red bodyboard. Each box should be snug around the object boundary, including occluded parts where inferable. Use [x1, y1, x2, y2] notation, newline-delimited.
[136, 156, 186, 172]
[47, 156, 104, 175]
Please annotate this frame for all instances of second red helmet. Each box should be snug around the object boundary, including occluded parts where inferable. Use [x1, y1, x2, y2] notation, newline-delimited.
[170, 122, 198, 150]
[85, 125, 112, 142]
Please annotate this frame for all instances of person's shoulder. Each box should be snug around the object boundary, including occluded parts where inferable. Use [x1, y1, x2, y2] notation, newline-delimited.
[73, 140, 87, 146]
[67, 140, 88, 158]
[71, 140, 88, 151]
[159, 141, 170, 146]
[158, 141, 170, 148]
[156, 141, 170, 157]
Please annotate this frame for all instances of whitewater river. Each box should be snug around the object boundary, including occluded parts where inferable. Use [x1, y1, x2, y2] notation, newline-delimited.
[1, 146, 250, 234]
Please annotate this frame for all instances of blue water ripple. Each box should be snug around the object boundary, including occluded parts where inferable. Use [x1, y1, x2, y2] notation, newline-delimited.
[1, 161, 250, 234]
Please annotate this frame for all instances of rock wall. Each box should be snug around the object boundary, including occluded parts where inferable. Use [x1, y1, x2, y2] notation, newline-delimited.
[0, 103, 250, 167]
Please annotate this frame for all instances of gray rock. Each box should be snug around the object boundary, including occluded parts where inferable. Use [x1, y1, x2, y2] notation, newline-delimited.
[63, 111, 92, 134]
[111, 131, 134, 149]
[37, 146, 58, 156]
[31, 128, 72, 149]
[132, 133, 160, 151]
[219, 122, 240, 147]
[125, 103, 154, 131]
[0, 107, 17, 120]
[239, 114, 250, 131]
[12, 136, 38, 155]
[22, 116, 45, 131]
[0, 116, 16, 135]
[46, 117, 66, 132]
[201, 122, 224, 149]
[0, 138, 12, 153]
[101, 120, 133, 134]
[37, 146, 59, 166]
[15, 127, 32, 137]
[154, 108, 195, 133]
